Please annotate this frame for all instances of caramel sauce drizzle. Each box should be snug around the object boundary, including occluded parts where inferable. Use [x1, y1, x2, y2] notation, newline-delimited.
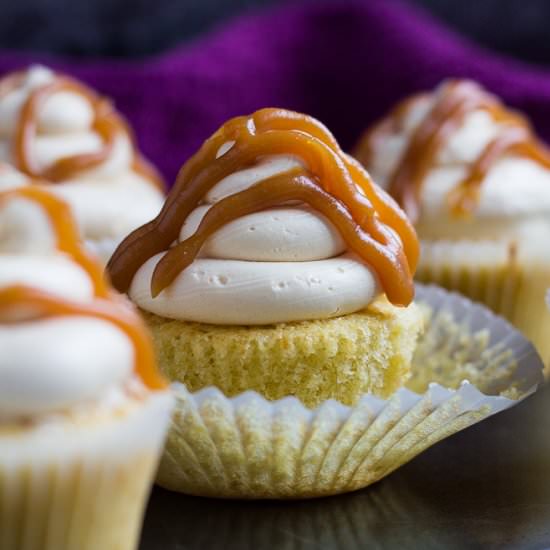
[108, 108, 419, 307]
[0, 186, 109, 297]
[0, 69, 165, 189]
[0, 187, 165, 389]
[353, 81, 550, 222]
[0, 286, 166, 390]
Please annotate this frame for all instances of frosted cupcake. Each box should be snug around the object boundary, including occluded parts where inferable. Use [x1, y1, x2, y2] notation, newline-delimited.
[354, 80, 550, 372]
[0, 65, 165, 262]
[108, 108, 423, 408]
[109, 110, 544, 499]
[0, 187, 172, 550]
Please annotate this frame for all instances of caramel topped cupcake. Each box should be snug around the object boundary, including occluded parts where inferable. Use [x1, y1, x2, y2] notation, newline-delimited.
[107, 108, 542, 501]
[0, 187, 172, 550]
[0, 65, 165, 261]
[354, 80, 550, 370]
[108, 108, 423, 409]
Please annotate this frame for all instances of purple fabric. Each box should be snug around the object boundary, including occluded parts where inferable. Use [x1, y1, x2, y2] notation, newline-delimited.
[2, 0, 550, 186]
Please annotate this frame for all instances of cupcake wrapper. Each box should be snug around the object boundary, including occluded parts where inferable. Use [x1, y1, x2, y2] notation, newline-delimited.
[417, 238, 550, 373]
[0, 392, 173, 550]
[157, 285, 543, 499]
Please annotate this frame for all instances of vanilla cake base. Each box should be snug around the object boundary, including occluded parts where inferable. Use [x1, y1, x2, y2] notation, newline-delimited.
[142, 298, 424, 408]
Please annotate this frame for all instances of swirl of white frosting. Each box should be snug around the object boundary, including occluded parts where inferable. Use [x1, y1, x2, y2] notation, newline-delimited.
[0, 193, 57, 253]
[0, 66, 164, 262]
[130, 151, 381, 325]
[0, 190, 137, 419]
[0, 193, 93, 299]
[366, 83, 550, 241]
[0, 317, 134, 417]
[0, 255, 94, 301]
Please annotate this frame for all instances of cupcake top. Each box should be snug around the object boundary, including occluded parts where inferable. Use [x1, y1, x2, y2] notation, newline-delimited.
[0, 186, 165, 420]
[108, 108, 418, 325]
[0, 65, 165, 252]
[354, 80, 550, 242]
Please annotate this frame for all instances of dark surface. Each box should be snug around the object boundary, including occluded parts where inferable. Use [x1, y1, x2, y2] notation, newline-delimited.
[3, 0, 550, 65]
[139, 384, 550, 550]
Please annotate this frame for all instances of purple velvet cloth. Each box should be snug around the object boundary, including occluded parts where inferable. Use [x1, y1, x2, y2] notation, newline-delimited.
[2, 0, 550, 186]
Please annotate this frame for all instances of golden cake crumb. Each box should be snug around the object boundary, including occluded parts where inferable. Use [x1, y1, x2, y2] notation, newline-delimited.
[142, 298, 424, 408]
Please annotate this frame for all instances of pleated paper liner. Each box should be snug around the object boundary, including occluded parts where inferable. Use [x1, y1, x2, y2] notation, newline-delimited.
[156, 285, 544, 499]
[0, 392, 173, 550]
[417, 238, 550, 374]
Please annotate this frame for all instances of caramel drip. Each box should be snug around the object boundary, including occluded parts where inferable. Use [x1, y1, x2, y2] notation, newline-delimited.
[108, 108, 419, 307]
[355, 81, 550, 221]
[0, 70, 164, 189]
[0, 186, 164, 389]
[153, 168, 413, 303]
[0, 286, 166, 390]
[0, 186, 109, 297]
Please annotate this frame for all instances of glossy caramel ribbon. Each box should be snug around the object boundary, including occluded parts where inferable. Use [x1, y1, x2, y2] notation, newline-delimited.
[354, 81, 550, 222]
[0, 69, 164, 188]
[0, 187, 165, 389]
[108, 108, 419, 307]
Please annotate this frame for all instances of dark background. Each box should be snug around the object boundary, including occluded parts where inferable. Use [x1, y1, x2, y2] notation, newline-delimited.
[2, 0, 550, 65]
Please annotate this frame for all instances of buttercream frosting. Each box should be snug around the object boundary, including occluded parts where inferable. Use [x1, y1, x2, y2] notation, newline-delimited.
[110, 110, 418, 325]
[130, 147, 383, 324]
[356, 80, 550, 241]
[0, 317, 134, 417]
[0, 66, 165, 262]
[0, 187, 165, 420]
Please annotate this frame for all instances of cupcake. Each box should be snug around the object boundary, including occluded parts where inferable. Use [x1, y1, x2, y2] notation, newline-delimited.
[108, 107, 424, 408]
[354, 80, 550, 372]
[0, 186, 172, 549]
[0, 65, 165, 262]
[108, 109, 543, 499]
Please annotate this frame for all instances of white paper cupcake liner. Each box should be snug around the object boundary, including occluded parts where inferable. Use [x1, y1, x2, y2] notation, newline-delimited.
[417, 238, 550, 372]
[156, 284, 543, 499]
[0, 392, 173, 550]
